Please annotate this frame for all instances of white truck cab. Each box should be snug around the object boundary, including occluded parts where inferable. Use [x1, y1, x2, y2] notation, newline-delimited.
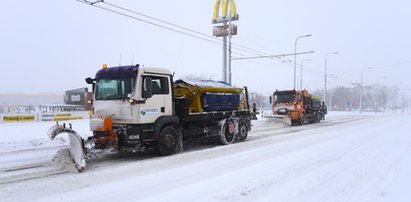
[90, 65, 173, 125]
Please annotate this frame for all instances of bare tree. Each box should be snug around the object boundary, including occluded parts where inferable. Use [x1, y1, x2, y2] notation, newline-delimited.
[312, 84, 401, 112]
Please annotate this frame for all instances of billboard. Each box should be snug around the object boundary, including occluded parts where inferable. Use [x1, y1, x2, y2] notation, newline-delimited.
[213, 24, 237, 37]
[3, 114, 36, 122]
[65, 88, 88, 105]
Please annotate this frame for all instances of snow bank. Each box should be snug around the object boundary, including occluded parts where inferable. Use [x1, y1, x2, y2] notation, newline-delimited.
[49, 148, 78, 173]
[0, 119, 90, 153]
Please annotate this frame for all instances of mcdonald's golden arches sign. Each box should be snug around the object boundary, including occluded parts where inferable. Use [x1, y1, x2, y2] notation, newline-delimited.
[212, 0, 239, 24]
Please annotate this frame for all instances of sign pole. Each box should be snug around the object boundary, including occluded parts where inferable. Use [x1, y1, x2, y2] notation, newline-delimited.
[212, 0, 238, 84]
[222, 23, 227, 83]
[228, 9, 232, 85]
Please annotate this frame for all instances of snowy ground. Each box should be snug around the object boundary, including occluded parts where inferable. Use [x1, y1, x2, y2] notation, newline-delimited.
[0, 111, 410, 202]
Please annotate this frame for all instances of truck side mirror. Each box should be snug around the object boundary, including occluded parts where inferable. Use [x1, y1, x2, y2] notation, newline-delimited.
[142, 77, 153, 98]
[85, 77, 95, 84]
[269, 96, 272, 104]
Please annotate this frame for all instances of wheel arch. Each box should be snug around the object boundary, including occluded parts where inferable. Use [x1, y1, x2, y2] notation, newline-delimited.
[153, 115, 180, 139]
[242, 118, 252, 131]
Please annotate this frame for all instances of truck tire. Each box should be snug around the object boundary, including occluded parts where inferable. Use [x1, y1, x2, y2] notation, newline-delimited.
[316, 112, 322, 123]
[157, 126, 182, 156]
[220, 119, 236, 145]
[309, 113, 317, 124]
[236, 120, 248, 142]
[299, 115, 305, 125]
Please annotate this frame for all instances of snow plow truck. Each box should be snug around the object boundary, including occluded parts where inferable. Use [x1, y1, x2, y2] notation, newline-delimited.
[269, 89, 327, 126]
[48, 64, 255, 171]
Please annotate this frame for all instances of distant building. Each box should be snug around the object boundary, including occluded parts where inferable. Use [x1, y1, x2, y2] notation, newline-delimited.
[0, 93, 63, 113]
[64, 87, 92, 110]
[0, 87, 92, 113]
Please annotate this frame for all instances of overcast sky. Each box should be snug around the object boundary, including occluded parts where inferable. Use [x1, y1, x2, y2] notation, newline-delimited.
[1, 0, 410, 95]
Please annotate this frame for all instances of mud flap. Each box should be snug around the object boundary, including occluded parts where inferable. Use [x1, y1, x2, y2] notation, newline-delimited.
[48, 124, 87, 171]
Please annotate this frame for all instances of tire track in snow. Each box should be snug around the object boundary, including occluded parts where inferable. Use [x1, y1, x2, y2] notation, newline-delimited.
[0, 114, 370, 187]
[0, 145, 66, 156]
[227, 114, 411, 202]
[0, 163, 68, 185]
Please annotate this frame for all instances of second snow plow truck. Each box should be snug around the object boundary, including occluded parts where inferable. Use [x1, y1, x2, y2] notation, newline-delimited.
[48, 64, 255, 171]
[270, 89, 327, 126]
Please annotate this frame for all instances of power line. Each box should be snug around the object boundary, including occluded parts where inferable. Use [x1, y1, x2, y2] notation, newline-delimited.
[76, 0, 291, 61]
[76, 1, 357, 87]
[232, 51, 314, 60]
[101, 1, 287, 58]
[76, 0, 224, 47]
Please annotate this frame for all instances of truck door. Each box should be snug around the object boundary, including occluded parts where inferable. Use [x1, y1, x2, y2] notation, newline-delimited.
[139, 75, 172, 124]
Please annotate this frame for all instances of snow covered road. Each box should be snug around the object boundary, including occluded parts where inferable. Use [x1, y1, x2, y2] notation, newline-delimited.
[0, 112, 410, 202]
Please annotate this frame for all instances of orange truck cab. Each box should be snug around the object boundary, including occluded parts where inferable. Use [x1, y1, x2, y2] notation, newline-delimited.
[271, 90, 327, 125]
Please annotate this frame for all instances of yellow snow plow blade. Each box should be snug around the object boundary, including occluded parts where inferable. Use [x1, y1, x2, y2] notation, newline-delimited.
[48, 124, 87, 171]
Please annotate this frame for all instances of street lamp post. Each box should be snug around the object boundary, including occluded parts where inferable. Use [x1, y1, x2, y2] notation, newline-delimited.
[294, 34, 312, 89]
[324, 51, 339, 107]
[360, 67, 373, 113]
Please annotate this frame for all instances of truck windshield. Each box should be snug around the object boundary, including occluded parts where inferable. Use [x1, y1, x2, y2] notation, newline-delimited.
[95, 78, 136, 100]
[276, 94, 295, 103]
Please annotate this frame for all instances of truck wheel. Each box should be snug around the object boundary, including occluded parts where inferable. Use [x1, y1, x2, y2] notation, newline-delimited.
[299, 115, 305, 125]
[236, 120, 248, 142]
[157, 126, 182, 156]
[316, 112, 322, 123]
[220, 119, 236, 145]
[309, 113, 316, 124]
